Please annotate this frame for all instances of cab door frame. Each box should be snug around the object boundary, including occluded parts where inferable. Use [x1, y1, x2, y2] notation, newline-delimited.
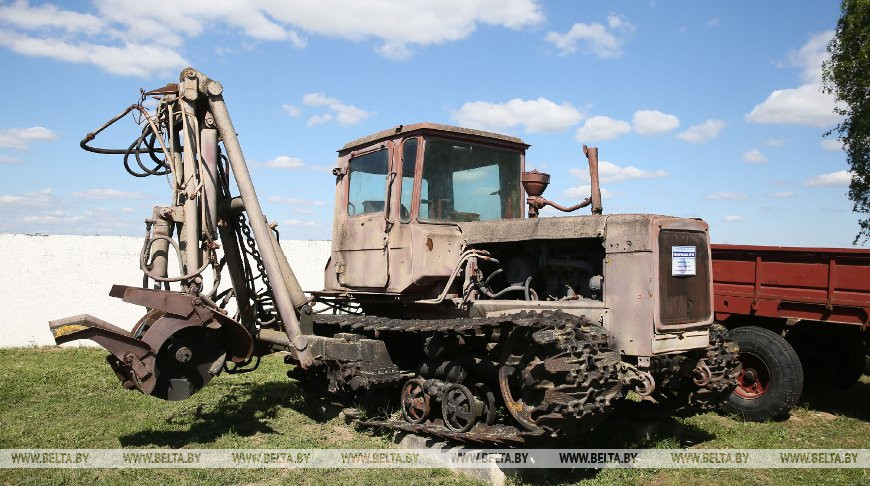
[332, 141, 395, 289]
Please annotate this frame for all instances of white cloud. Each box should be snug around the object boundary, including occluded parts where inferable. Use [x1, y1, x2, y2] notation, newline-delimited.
[724, 215, 744, 222]
[564, 184, 612, 199]
[303, 93, 340, 106]
[0, 188, 54, 208]
[765, 138, 786, 147]
[303, 92, 372, 126]
[786, 30, 833, 84]
[0, 1, 103, 33]
[452, 98, 583, 133]
[282, 104, 301, 117]
[745, 84, 841, 127]
[22, 213, 86, 224]
[0, 1, 545, 75]
[0, 30, 187, 77]
[805, 170, 853, 188]
[571, 161, 668, 184]
[632, 110, 679, 135]
[376, 41, 413, 61]
[545, 13, 635, 58]
[0, 154, 21, 164]
[821, 139, 844, 151]
[576, 116, 631, 142]
[743, 148, 767, 163]
[676, 119, 725, 143]
[263, 155, 305, 169]
[771, 192, 795, 199]
[306, 114, 333, 127]
[564, 159, 666, 200]
[745, 31, 843, 127]
[70, 188, 146, 200]
[706, 192, 748, 201]
[0, 126, 56, 149]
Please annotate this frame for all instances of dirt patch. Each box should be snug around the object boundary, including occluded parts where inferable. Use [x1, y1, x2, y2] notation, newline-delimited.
[327, 425, 356, 444]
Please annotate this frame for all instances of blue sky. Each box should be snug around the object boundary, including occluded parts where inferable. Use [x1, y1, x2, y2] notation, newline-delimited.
[0, 1, 860, 246]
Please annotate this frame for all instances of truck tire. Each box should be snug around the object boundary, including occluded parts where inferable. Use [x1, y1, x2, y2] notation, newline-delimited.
[722, 326, 803, 422]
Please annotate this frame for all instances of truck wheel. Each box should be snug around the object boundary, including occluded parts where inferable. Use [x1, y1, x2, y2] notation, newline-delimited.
[722, 326, 803, 422]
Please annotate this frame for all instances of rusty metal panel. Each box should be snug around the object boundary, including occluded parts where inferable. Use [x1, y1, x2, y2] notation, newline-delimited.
[468, 299, 608, 326]
[409, 223, 463, 287]
[712, 244, 870, 325]
[651, 217, 714, 333]
[651, 330, 709, 354]
[603, 250, 654, 357]
[340, 123, 529, 153]
[331, 143, 393, 289]
[458, 215, 606, 244]
[657, 230, 712, 327]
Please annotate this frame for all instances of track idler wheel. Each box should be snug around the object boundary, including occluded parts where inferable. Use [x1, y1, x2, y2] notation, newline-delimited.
[49, 285, 253, 401]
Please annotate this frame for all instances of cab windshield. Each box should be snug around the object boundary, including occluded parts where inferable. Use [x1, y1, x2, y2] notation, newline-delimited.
[420, 139, 522, 222]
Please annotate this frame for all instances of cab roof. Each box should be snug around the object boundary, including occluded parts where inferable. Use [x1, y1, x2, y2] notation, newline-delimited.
[339, 123, 530, 154]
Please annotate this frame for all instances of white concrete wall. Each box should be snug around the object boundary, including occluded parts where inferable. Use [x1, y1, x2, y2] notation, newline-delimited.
[0, 234, 331, 347]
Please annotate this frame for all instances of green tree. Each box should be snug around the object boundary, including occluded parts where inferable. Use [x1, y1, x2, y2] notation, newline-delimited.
[823, 0, 870, 244]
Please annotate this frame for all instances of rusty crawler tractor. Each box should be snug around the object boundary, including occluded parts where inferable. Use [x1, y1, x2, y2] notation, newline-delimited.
[50, 68, 740, 443]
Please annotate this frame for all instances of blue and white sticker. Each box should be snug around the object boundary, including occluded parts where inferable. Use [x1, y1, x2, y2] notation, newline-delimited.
[672, 246, 696, 276]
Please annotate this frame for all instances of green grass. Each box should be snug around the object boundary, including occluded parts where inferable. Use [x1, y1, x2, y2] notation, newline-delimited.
[0, 348, 867, 485]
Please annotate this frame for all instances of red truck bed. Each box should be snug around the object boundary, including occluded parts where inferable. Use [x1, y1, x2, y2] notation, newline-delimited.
[711, 244, 870, 326]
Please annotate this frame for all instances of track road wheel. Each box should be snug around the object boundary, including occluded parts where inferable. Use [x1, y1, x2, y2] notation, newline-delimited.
[401, 379, 430, 424]
[722, 326, 803, 421]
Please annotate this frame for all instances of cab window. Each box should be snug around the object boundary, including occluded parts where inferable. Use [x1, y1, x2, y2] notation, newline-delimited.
[399, 138, 417, 223]
[420, 139, 521, 222]
[347, 148, 389, 217]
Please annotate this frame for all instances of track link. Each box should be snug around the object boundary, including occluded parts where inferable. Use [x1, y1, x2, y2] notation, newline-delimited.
[312, 310, 623, 443]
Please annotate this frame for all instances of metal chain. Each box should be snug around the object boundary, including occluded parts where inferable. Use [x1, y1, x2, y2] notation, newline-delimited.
[237, 213, 279, 325]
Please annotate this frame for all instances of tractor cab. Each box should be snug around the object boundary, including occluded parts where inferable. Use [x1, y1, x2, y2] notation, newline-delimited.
[326, 123, 529, 293]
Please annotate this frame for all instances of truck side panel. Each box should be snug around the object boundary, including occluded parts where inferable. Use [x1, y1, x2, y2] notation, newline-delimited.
[711, 244, 870, 326]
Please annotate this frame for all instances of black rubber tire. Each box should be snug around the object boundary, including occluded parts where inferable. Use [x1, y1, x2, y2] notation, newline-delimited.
[722, 326, 803, 422]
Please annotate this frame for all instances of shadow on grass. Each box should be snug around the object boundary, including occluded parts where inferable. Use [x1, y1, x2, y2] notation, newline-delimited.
[508, 413, 715, 485]
[799, 375, 870, 422]
[119, 379, 342, 448]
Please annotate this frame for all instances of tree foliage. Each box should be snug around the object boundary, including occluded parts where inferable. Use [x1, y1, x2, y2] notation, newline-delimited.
[823, 0, 870, 244]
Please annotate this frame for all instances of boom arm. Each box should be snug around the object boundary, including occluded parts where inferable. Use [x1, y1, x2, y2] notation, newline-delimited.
[51, 68, 314, 400]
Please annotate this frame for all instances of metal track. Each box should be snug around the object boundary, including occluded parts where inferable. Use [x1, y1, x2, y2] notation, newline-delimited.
[311, 310, 624, 443]
[640, 323, 741, 417]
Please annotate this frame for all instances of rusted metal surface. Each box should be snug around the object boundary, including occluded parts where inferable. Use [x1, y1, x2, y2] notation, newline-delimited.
[712, 244, 870, 326]
[583, 145, 603, 215]
[51, 285, 253, 400]
[340, 123, 528, 153]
